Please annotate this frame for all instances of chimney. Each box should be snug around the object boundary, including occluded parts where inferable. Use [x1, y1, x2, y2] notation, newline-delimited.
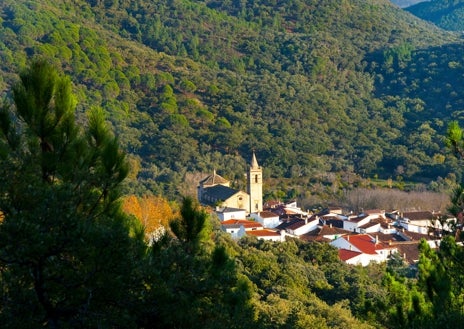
[329, 223, 332, 228]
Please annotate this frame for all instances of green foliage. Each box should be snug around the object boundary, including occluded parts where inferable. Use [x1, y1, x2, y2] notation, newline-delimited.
[415, 237, 464, 327]
[170, 196, 207, 245]
[407, 0, 464, 31]
[146, 215, 258, 329]
[0, 0, 463, 200]
[0, 59, 146, 327]
[235, 237, 381, 328]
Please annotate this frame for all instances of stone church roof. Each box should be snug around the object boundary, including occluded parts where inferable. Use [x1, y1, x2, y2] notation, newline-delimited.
[199, 170, 229, 186]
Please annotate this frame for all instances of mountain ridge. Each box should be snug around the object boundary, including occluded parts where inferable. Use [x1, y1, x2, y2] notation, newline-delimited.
[406, 0, 464, 30]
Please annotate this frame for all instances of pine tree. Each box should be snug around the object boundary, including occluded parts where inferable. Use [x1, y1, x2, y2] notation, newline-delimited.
[0, 59, 146, 328]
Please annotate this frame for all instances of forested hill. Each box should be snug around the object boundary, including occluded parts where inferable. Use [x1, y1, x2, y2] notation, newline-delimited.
[406, 0, 464, 30]
[0, 0, 463, 198]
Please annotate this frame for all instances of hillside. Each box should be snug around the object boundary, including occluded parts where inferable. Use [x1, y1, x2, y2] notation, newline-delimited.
[406, 0, 464, 30]
[0, 0, 462, 199]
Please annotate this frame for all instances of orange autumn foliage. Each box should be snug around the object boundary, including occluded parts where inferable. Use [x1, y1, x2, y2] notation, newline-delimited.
[122, 195, 176, 235]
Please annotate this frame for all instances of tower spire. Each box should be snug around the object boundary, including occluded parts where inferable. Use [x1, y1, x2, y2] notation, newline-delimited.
[251, 151, 259, 169]
[247, 151, 263, 213]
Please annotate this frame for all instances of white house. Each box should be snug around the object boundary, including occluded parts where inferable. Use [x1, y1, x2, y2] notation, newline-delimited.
[284, 216, 320, 236]
[358, 216, 395, 234]
[400, 211, 435, 228]
[282, 201, 307, 216]
[221, 219, 263, 239]
[398, 221, 429, 234]
[343, 212, 387, 233]
[250, 211, 281, 228]
[216, 207, 247, 221]
[330, 234, 397, 266]
[338, 249, 365, 266]
[343, 214, 372, 232]
[357, 221, 381, 234]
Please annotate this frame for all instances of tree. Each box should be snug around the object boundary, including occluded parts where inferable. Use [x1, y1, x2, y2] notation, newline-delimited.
[143, 198, 258, 329]
[0, 59, 146, 328]
[446, 120, 464, 158]
[417, 238, 464, 327]
[405, 121, 464, 327]
[122, 194, 176, 243]
[170, 196, 207, 247]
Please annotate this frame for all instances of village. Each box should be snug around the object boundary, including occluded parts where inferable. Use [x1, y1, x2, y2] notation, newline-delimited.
[198, 153, 459, 267]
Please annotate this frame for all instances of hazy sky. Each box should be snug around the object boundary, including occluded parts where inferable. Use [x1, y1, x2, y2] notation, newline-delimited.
[390, 0, 429, 8]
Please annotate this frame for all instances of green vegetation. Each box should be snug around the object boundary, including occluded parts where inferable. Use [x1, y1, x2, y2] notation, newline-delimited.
[0, 59, 146, 327]
[0, 60, 384, 328]
[407, 0, 464, 31]
[3, 0, 464, 324]
[0, 0, 463, 202]
[0, 61, 463, 328]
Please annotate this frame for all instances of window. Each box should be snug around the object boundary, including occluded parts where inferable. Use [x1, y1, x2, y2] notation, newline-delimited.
[255, 174, 258, 183]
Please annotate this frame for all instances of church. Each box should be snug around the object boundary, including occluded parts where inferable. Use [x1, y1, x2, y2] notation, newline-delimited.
[197, 153, 263, 214]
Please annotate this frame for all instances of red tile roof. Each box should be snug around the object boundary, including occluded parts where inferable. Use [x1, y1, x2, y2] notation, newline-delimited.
[400, 231, 434, 241]
[394, 243, 421, 264]
[319, 225, 351, 236]
[358, 222, 378, 229]
[300, 225, 351, 242]
[257, 211, 280, 218]
[264, 200, 283, 209]
[247, 229, 281, 237]
[339, 249, 362, 261]
[402, 211, 435, 221]
[221, 220, 262, 229]
[286, 220, 306, 230]
[346, 234, 391, 255]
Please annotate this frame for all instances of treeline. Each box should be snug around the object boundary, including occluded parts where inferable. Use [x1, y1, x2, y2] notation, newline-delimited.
[344, 188, 450, 212]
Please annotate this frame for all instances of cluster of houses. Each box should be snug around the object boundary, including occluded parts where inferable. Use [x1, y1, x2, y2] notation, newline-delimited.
[215, 203, 457, 267]
[197, 154, 459, 267]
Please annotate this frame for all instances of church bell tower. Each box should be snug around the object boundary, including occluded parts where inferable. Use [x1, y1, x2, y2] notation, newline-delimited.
[247, 152, 263, 213]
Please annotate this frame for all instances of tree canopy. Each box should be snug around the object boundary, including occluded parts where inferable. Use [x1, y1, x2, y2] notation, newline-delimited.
[0, 59, 146, 328]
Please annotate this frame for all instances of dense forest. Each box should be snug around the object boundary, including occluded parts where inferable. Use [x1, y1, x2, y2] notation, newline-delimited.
[1, 0, 464, 203]
[2, 1, 464, 325]
[1, 60, 464, 328]
[407, 0, 464, 31]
